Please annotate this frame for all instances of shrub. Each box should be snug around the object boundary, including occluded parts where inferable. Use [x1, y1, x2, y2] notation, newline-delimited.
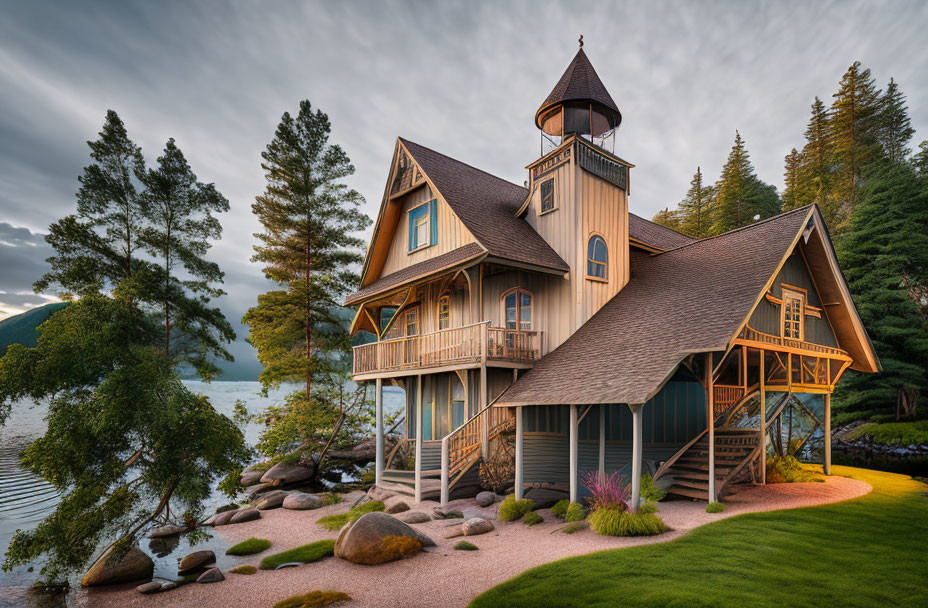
[226, 537, 272, 556]
[523, 511, 543, 526]
[640, 473, 667, 502]
[316, 500, 384, 531]
[228, 565, 257, 575]
[351, 535, 421, 565]
[562, 522, 588, 534]
[564, 502, 586, 522]
[454, 541, 479, 551]
[320, 492, 343, 506]
[588, 506, 670, 537]
[259, 540, 335, 570]
[497, 495, 534, 522]
[551, 499, 570, 518]
[580, 470, 629, 511]
[706, 502, 725, 514]
[847, 420, 928, 446]
[766, 455, 824, 484]
[273, 591, 352, 608]
[637, 501, 658, 515]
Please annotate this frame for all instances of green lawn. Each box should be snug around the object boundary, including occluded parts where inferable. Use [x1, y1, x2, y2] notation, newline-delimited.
[471, 466, 928, 608]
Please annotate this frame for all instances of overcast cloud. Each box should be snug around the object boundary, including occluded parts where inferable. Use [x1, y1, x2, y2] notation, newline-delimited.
[1, 0, 927, 378]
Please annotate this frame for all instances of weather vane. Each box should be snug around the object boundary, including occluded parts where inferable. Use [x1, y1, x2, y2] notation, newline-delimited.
[579, 34, 584, 48]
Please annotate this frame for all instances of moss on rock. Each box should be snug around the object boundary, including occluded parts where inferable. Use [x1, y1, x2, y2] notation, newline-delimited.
[226, 537, 272, 556]
[259, 540, 335, 570]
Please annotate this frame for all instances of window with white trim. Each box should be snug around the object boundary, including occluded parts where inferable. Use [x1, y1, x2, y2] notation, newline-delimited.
[587, 235, 608, 280]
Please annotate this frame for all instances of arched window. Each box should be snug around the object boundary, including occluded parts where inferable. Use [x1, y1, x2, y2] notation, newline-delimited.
[502, 288, 533, 331]
[587, 235, 608, 280]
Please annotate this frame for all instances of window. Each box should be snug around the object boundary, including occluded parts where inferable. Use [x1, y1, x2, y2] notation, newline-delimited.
[503, 289, 533, 331]
[587, 235, 608, 280]
[437, 295, 450, 330]
[408, 199, 438, 252]
[781, 288, 804, 340]
[540, 178, 555, 213]
[405, 308, 419, 336]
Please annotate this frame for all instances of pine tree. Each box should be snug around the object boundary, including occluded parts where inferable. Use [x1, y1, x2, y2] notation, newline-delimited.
[835, 160, 928, 420]
[829, 62, 882, 231]
[798, 98, 833, 216]
[914, 141, 928, 177]
[651, 207, 682, 231]
[712, 131, 781, 233]
[139, 138, 235, 378]
[677, 167, 715, 237]
[876, 78, 914, 164]
[244, 100, 371, 459]
[782, 148, 803, 211]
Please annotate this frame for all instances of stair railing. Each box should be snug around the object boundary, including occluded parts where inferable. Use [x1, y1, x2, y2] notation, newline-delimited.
[718, 392, 793, 496]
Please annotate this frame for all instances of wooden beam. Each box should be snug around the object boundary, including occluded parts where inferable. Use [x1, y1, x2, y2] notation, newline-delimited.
[759, 351, 766, 485]
[415, 374, 423, 503]
[569, 404, 578, 504]
[375, 378, 384, 487]
[824, 392, 832, 476]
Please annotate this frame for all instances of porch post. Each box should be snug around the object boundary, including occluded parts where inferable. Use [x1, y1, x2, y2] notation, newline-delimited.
[515, 406, 524, 500]
[629, 404, 642, 513]
[759, 350, 766, 485]
[375, 378, 384, 487]
[569, 404, 578, 504]
[824, 392, 832, 475]
[706, 352, 717, 503]
[440, 439, 449, 506]
[415, 374, 423, 503]
[480, 361, 488, 458]
[598, 406, 606, 478]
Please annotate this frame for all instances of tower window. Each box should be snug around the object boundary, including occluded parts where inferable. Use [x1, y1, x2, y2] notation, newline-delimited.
[540, 178, 555, 213]
[587, 235, 608, 280]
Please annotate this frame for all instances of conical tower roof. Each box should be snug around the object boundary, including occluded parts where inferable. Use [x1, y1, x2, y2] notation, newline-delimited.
[535, 47, 622, 133]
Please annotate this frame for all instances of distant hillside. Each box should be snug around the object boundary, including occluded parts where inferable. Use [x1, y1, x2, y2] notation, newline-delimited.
[0, 302, 69, 356]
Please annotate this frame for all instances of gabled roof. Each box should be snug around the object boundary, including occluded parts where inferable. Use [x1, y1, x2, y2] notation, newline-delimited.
[535, 48, 621, 130]
[628, 213, 696, 251]
[497, 206, 878, 407]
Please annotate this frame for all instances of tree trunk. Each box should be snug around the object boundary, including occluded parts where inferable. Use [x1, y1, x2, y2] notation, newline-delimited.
[305, 245, 312, 398]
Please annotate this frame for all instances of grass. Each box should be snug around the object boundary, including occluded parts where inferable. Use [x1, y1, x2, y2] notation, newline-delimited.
[315, 500, 384, 531]
[587, 504, 669, 537]
[319, 492, 343, 506]
[846, 420, 928, 446]
[766, 455, 825, 483]
[228, 565, 257, 575]
[273, 591, 351, 608]
[455, 541, 479, 551]
[562, 522, 588, 534]
[259, 540, 335, 570]
[226, 537, 272, 556]
[706, 502, 725, 514]
[564, 502, 586, 522]
[471, 466, 928, 607]
[523, 511, 543, 526]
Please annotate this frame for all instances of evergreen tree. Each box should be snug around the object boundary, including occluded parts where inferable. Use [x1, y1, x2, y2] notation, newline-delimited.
[829, 62, 882, 231]
[244, 100, 371, 460]
[139, 138, 235, 378]
[835, 160, 928, 420]
[798, 98, 833, 216]
[782, 148, 803, 211]
[876, 78, 914, 164]
[677, 167, 715, 237]
[712, 131, 781, 233]
[651, 207, 682, 231]
[914, 141, 928, 177]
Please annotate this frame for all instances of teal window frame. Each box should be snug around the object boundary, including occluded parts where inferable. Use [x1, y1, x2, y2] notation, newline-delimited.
[408, 199, 438, 252]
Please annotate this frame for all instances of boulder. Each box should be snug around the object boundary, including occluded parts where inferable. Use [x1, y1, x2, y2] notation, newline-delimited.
[283, 492, 323, 510]
[524, 487, 568, 509]
[444, 529, 465, 539]
[259, 461, 315, 486]
[196, 568, 225, 584]
[216, 503, 240, 514]
[229, 508, 261, 524]
[177, 550, 215, 575]
[82, 545, 154, 587]
[161, 582, 179, 592]
[385, 500, 410, 514]
[335, 512, 435, 564]
[462, 517, 495, 536]
[244, 483, 273, 499]
[475, 492, 497, 508]
[240, 470, 265, 486]
[212, 509, 239, 526]
[147, 524, 185, 538]
[432, 508, 463, 520]
[254, 490, 290, 510]
[367, 485, 397, 502]
[135, 581, 163, 594]
[398, 511, 430, 524]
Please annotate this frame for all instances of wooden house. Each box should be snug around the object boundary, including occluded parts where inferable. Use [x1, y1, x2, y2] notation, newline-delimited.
[346, 45, 879, 511]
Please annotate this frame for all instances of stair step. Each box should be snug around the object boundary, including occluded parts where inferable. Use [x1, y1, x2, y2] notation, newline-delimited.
[668, 485, 709, 500]
[673, 478, 710, 491]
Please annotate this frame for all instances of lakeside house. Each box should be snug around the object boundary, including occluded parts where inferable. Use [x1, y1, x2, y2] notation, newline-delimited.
[346, 45, 880, 511]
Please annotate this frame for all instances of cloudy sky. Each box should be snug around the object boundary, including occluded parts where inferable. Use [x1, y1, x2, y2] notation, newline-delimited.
[2, 0, 927, 378]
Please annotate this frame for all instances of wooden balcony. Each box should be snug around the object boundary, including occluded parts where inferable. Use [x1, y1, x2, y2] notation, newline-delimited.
[352, 321, 543, 379]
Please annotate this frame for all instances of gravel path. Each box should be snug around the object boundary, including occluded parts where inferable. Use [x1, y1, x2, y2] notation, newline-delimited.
[73, 475, 871, 608]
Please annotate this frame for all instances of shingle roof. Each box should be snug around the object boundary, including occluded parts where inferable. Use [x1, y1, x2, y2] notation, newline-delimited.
[345, 242, 486, 305]
[535, 48, 621, 130]
[628, 213, 696, 251]
[497, 207, 814, 406]
[399, 139, 569, 273]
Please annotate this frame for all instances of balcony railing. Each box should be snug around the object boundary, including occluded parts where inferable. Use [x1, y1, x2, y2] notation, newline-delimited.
[353, 321, 543, 376]
[736, 326, 850, 359]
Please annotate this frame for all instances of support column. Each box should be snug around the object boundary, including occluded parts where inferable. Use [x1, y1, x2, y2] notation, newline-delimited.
[440, 439, 449, 506]
[480, 363, 488, 458]
[515, 406, 524, 500]
[415, 374, 423, 504]
[598, 406, 606, 479]
[706, 352, 716, 503]
[569, 404, 578, 504]
[375, 378, 384, 486]
[629, 404, 642, 513]
[824, 392, 832, 475]
[759, 351, 766, 485]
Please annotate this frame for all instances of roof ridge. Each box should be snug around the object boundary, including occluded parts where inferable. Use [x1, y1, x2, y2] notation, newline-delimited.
[657, 206, 813, 255]
[628, 212, 695, 242]
[399, 137, 528, 195]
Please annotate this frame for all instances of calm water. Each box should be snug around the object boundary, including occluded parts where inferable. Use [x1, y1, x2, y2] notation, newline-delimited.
[0, 380, 405, 601]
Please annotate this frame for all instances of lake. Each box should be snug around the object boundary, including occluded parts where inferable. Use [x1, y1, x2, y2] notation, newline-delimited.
[0, 380, 405, 602]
